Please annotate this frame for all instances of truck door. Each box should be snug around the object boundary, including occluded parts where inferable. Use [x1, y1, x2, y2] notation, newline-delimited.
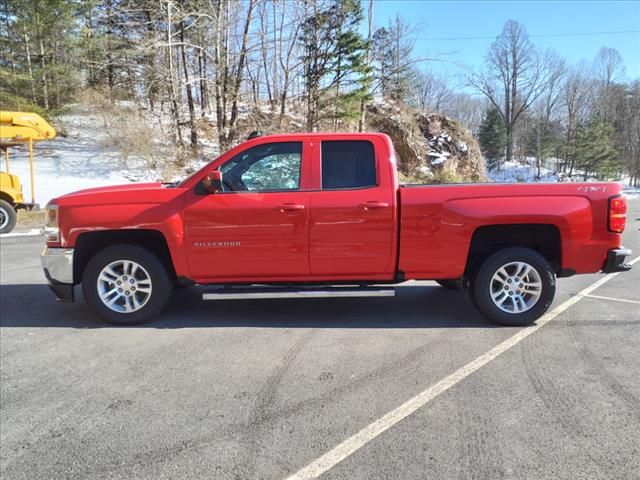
[308, 139, 396, 278]
[183, 140, 310, 281]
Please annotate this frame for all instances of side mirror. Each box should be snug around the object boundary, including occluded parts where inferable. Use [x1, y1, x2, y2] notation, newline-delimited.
[202, 170, 223, 194]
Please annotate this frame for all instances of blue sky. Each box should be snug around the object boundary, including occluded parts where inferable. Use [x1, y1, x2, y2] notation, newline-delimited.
[374, 0, 640, 86]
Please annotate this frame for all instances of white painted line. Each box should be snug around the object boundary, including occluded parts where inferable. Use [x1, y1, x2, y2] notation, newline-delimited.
[284, 256, 640, 480]
[584, 294, 640, 305]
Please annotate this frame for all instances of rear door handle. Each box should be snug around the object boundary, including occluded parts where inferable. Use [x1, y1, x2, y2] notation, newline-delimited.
[277, 203, 306, 212]
[359, 201, 389, 210]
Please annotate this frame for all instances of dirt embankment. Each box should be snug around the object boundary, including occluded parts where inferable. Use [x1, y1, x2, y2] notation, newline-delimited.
[366, 102, 486, 183]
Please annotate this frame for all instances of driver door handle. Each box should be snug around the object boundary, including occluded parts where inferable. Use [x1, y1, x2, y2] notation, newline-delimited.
[277, 203, 306, 212]
[359, 201, 389, 210]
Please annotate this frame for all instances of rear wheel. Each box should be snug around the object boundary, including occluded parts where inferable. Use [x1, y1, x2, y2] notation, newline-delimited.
[0, 199, 17, 234]
[82, 244, 173, 324]
[470, 247, 555, 326]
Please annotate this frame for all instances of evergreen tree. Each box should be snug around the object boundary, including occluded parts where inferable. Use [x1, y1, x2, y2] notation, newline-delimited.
[478, 107, 507, 169]
[78, 0, 139, 99]
[300, 0, 371, 131]
[372, 15, 414, 102]
[525, 119, 563, 175]
[573, 120, 619, 180]
[0, 0, 78, 111]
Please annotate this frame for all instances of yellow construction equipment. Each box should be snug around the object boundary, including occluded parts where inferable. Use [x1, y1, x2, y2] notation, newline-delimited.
[0, 111, 56, 233]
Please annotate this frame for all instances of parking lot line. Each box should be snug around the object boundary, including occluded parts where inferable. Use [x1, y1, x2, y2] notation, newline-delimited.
[284, 256, 640, 480]
[584, 294, 640, 305]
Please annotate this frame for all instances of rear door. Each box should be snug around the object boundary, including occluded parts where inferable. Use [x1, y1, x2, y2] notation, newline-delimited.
[308, 138, 396, 278]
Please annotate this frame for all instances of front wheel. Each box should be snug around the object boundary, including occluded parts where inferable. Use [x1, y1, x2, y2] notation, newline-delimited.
[470, 247, 556, 326]
[0, 199, 17, 234]
[82, 244, 173, 324]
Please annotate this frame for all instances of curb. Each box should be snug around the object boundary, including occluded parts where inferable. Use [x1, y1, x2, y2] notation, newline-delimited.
[0, 229, 43, 238]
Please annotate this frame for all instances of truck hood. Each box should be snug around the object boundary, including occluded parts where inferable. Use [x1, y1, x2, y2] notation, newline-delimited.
[51, 182, 183, 207]
[58, 182, 164, 198]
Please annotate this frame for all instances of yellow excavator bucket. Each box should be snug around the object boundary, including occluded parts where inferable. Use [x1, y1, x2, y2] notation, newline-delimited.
[0, 111, 56, 145]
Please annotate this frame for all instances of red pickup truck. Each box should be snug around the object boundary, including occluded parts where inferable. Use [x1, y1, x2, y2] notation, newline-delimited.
[41, 133, 631, 326]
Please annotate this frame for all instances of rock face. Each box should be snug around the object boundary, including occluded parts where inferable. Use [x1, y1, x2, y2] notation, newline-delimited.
[366, 102, 486, 183]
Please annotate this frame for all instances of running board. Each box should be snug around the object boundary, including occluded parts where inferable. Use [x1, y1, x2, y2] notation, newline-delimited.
[202, 286, 396, 300]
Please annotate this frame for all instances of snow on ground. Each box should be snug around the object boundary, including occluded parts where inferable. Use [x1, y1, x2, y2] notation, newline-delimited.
[3, 109, 213, 207]
[488, 160, 560, 183]
[488, 158, 639, 201]
[5, 113, 150, 206]
[623, 186, 640, 200]
[0, 229, 42, 238]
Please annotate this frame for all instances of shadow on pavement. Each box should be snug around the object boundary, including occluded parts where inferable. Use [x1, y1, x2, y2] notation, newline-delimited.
[0, 283, 493, 329]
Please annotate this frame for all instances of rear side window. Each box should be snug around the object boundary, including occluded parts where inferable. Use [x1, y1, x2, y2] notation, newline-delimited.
[321, 141, 376, 190]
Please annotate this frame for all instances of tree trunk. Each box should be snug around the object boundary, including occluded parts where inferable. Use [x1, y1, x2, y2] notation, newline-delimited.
[179, 18, 197, 149]
[39, 38, 49, 110]
[198, 46, 208, 117]
[22, 26, 37, 104]
[213, 0, 227, 147]
[505, 124, 513, 166]
[359, 0, 374, 132]
[166, 0, 183, 146]
[226, 0, 256, 147]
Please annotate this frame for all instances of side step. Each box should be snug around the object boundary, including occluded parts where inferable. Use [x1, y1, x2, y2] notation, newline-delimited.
[202, 286, 395, 301]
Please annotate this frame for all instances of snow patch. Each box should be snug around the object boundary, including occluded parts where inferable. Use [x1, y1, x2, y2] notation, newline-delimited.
[428, 151, 450, 166]
[0, 229, 42, 238]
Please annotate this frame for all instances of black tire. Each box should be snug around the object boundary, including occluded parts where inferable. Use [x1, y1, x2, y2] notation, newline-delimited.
[0, 199, 17, 234]
[471, 247, 556, 326]
[436, 279, 459, 290]
[82, 244, 173, 325]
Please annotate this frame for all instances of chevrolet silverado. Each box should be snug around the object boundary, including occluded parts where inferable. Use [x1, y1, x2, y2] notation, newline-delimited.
[41, 133, 632, 326]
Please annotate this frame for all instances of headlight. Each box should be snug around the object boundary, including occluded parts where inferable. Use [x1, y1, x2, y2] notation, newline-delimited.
[44, 204, 59, 242]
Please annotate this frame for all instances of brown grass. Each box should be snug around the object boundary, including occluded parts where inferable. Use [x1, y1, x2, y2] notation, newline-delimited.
[17, 209, 45, 230]
[76, 88, 187, 177]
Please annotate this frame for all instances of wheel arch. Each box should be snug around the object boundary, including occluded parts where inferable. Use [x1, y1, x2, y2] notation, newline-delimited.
[0, 191, 16, 206]
[465, 224, 562, 279]
[73, 229, 177, 285]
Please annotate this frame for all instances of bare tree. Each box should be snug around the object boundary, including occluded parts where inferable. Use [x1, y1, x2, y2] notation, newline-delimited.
[593, 46, 625, 121]
[439, 93, 486, 135]
[415, 70, 453, 113]
[562, 62, 593, 175]
[469, 20, 555, 164]
[531, 50, 565, 176]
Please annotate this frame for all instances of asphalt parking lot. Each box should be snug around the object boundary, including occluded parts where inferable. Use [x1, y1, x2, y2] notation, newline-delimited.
[1, 200, 639, 480]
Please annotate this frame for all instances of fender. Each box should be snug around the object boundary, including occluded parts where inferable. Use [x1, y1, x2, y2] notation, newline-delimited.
[52, 185, 191, 278]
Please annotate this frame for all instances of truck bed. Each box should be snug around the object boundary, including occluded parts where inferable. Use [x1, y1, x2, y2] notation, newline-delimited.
[398, 182, 622, 279]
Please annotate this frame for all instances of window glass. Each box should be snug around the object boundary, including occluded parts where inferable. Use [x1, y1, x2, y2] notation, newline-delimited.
[321, 141, 376, 189]
[220, 142, 302, 192]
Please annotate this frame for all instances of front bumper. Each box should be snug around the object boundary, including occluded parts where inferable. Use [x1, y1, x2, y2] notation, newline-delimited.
[602, 247, 633, 274]
[41, 247, 75, 302]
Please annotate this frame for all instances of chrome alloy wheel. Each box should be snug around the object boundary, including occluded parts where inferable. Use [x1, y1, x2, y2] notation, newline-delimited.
[97, 260, 153, 313]
[489, 261, 542, 314]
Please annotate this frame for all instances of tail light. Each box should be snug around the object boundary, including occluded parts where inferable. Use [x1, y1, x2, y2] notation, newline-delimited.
[608, 195, 627, 233]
